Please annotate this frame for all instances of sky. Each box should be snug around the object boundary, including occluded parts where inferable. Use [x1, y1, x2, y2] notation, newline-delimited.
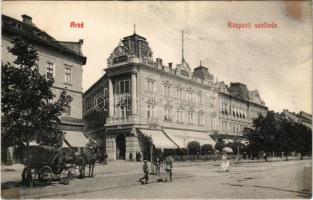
[2, 1, 312, 114]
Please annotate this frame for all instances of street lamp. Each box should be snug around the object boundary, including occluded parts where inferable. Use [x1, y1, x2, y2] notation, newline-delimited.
[184, 137, 190, 167]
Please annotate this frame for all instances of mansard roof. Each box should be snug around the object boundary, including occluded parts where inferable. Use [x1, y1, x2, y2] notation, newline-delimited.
[228, 82, 250, 101]
[2, 14, 86, 64]
[122, 33, 147, 41]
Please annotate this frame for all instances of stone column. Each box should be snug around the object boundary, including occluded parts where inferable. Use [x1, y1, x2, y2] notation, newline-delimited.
[106, 135, 116, 160]
[108, 78, 114, 117]
[131, 73, 137, 115]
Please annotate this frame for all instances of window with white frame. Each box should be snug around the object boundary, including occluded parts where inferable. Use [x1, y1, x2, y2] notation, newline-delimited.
[163, 85, 170, 97]
[119, 80, 130, 93]
[47, 62, 54, 78]
[164, 107, 171, 121]
[47, 98, 53, 104]
[147, 104, 155, 118]
[64, 104, 71, 116]
[65, 67, 71, 84]
[147, 80, 155, 93]
[197, 112, 203, 125]
[176, 110, 183, 123]
[187, 112, 193, 124]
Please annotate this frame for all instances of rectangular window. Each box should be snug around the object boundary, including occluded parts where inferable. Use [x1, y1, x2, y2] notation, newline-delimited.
[147, 80, 155, 93]
[197, 112, 203, 125]
[47, 63, 54, 78]
[119, 80, 130, 93]
[64, 105, 70, 116]
[164, 107, 171, 121]
[164, 85, 170, 97]
[147, 104, 155, 118]
[65, 67, 71, 84]
[121, 106, 126, 118]
[48, 98, 53, 104]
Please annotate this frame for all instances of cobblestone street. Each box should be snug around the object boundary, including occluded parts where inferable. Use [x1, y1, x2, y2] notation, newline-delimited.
[1, 159, 311, 199]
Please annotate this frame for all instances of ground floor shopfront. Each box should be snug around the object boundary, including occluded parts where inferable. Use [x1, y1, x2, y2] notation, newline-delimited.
[104, 124, 217, 161]
[2, 119, 87, 165]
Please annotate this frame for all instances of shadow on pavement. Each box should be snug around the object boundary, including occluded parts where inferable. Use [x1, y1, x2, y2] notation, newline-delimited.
[223, 182, 311, 197]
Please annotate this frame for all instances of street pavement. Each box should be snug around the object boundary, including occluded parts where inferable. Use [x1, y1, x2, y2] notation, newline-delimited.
[1, 158, 312, 199]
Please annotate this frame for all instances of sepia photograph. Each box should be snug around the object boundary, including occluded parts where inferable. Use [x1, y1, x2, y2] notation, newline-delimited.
[1, 1, 312, 199]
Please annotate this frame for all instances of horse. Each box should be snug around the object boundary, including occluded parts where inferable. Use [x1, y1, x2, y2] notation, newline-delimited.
[65, 155, 86, 178]
[81, 152, 96, 177]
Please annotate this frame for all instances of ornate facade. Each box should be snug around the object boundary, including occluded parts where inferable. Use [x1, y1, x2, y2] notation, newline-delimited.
[83, 31, 268, 160]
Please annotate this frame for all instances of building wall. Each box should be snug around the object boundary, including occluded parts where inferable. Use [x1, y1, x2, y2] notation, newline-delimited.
[137, 66, 219, 132]
[218, 92, 267, 136]
[2, 37, 83, 120]
[83, 75, 108, 145]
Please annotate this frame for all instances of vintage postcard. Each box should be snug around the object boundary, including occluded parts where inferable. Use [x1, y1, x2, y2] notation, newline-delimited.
[1, 1, 312, 199]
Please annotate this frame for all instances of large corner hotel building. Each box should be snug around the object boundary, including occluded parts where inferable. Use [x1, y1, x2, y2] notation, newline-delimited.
[83, 30, 268, 160]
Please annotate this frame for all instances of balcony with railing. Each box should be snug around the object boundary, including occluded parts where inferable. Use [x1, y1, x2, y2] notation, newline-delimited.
[106, 115, 138, 125]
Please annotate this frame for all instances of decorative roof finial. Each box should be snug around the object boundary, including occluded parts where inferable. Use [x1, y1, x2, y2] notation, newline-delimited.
[200, 60, 202, 66]
[182, 29, 185, 62]
[118, 39, 123, 46]
[134, 24, 136, 34]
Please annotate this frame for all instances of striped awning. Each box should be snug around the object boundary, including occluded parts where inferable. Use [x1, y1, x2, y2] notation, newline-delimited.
[63, 131, 89, 148]
[138, 129, 178, 149]
[163, 129, 216, 148]
[222, 139, 234, 144]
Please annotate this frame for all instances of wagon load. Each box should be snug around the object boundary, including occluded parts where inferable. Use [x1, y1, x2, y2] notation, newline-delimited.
[21, 145, 76, 187]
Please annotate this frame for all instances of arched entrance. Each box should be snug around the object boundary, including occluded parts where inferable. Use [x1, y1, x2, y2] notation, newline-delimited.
[116, 134, 126, 160]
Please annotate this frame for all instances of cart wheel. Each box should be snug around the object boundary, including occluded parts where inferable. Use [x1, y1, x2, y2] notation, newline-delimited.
[68, 168, 76, 180]
[22, 167, 36, 187]
[21, 166, 30, 185]
[39, 166, 52, 184]
[52, 172, 61, 181]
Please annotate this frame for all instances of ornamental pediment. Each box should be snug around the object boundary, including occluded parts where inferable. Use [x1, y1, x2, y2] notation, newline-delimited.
[112, 45, 129, 57]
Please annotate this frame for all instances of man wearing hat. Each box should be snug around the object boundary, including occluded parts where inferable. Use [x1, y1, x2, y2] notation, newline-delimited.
[138, 160, 150, 184]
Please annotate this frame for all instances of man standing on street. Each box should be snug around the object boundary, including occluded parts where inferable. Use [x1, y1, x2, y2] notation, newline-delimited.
[138, 160, 150, 184]
[164, 155, 173, 182]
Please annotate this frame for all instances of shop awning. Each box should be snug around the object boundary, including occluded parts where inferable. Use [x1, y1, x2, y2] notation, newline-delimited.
[240, 139, 249, 146]
[163, 129, 216, 148]
[63, 131, 89, 148]
[222, 139, 234, 144]
[138, 129, 178, 149]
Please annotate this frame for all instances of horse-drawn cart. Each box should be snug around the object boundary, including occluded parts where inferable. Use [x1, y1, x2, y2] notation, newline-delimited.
[21, 145, 76, 186]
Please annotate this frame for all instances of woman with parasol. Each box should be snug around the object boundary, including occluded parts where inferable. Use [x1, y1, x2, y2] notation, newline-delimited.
[219, 147, 233, 172]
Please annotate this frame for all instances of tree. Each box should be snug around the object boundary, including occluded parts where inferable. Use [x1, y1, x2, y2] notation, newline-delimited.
[1, 37, 72, 161]
[244, 110, 312, 160]
[295, 124, 312, 159]
[137, 131, 153, 161]
[244, 111, 282, 158]
[214, 138, 226, 152]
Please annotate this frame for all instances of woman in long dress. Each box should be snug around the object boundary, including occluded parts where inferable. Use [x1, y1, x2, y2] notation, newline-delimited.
[219, 152, 230, 172]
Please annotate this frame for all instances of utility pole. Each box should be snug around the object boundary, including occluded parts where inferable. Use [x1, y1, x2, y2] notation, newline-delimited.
[150, 143, 153, 174]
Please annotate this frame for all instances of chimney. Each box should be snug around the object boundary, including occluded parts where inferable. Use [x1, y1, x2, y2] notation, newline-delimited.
[168, 63, 172, 68]
[22, 15, 32, 25]
[79, 39, 84, 45]
[156, 58, 163, 65]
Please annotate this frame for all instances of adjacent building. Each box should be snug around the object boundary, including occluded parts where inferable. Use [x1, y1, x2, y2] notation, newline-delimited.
[83, 30, 268, 160]
[282, 109, 312, 129]
[2, 14, 88, 152]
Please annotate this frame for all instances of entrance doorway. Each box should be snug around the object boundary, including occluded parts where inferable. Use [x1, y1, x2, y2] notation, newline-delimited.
[116, 134, 126, 160]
